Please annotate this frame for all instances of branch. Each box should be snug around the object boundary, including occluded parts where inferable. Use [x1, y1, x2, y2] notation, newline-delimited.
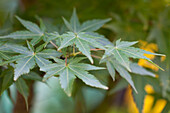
[90, 48, 104, 51]
[91, 55, 102, 59]
[50, 41, 58, 49]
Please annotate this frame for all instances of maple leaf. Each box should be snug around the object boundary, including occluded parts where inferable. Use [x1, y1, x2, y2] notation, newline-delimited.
[41, 57, 108, 96]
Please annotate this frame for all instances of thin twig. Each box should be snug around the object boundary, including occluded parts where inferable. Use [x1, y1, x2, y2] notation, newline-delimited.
[50, 41, 58, 49]
[90, 48, 104, 51]
[73, 43, 75, 55]
[91, 55, 102, 59]
[65, 56, 67, 66]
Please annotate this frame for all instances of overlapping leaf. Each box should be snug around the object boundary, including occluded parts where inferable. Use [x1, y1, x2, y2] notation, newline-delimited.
[41, 57, 107, 96]
[0, 41, 61, 81]
[58, 32, 104, 63]
[0, 16, 51, 46]
[60, 9, 110, 63]
[101, 56, 156, 93]
[102, 39, 165, 71]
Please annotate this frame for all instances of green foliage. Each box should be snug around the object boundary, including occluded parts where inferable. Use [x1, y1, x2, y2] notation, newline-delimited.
[0, 7, 167, 112]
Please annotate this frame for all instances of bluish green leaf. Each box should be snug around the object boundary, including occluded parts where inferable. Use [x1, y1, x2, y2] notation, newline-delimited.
[79, 18, 111, 32]
[70, 8, 80, 32]
[59, 67, 76, 96]
[16, 16, 43, 34]
[14, 55, 35, 81]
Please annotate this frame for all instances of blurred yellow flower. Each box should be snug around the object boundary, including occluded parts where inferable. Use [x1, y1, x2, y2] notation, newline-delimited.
[138, 40, 159, 71]
[125, 40, 167, 113]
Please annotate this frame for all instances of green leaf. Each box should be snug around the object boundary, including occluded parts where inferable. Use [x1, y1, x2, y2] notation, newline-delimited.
[15, 78, 29, 110]
[16, 16, 43, 34]
[5, 44, 32, 55]
[106, 61, 116, 81]
[26, 40, 34, 52]
[1, 42, 55, 80]
[14, 55, 35, 81]
[0, 55, 28, 66]
[22, 71, 42, 81]
[69, 66, 108, 90]
[116, 39, 138, 48]
[41, 57, 108, 96]
[109, 78, 128, 95]
[112, 60, 137, 93]
[68, 57, 87, 64]
[0, 67, 14, 95]
[132, 75, 147, 113]
[62, 17, 74, 32]
[45, 32, 60, 42]
[130, 63, 155, 77]
[0, 51, 10, 60]
[59, 67, 76, 96]
[36, 49, 62, 58]
[75, 38, 93, 63]
[36, 16, 46, 32]
[104, 46, 131, 71]
[58, 32, 76, 50]
[58, 32, 104, 63]
[70, 8, 80, 32]
[30, 36, 42, 46]
[0, 30, 41, 39]
[103, 39, 165, 71]
[79, 18, 111, 32]
[69, 63, 105, 71]
[34, 55, 51, 68]
[119, 47, 164, 71]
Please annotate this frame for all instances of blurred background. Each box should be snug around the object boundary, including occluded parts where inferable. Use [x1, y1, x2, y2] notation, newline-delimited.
[0, 0, 170, 113]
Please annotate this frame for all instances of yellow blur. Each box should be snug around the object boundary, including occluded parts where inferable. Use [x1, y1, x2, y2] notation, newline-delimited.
[125, 41, 167, 113]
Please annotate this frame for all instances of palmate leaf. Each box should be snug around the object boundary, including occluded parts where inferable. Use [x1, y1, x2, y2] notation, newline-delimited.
[1, 42, 61, 81]
[16, 16, 43, 34]
[102, 39, 165, 71]
[58, 32, 104, 64]
[0, 43, 15, 61]
[14, 55, 35, 81]
[102, 56, 156, 93]
[60, 9, 110, 63]
[0, 16, 47, 46]
[0, 31, 41, 39]
[41, 57, 108, 96]
[70, 8, 80, 32]
[62, 9, 110, 33]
